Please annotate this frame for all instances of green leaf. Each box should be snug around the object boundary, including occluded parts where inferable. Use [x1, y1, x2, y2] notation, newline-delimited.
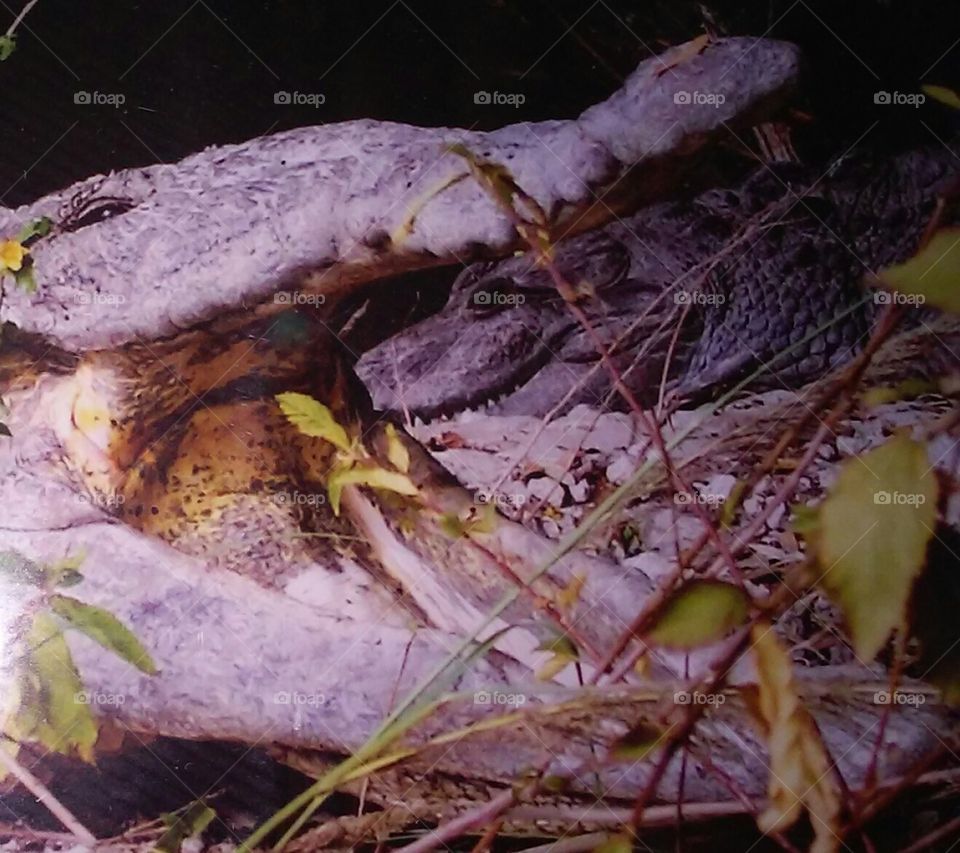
[874, 228, 960, 314]
[862, 378, 940, 407]
[609, 721, 666, 762]
[535, 630, 579, 681]
[593, 833, 634, 853]
[275, 392, 351, 451]
[156, 801, 217, 853]
[13, 265, 36, 294]
[384, 422, 410, 473]
[8, 613, 98, 762]
[16, 217, 53, 243]
[0, 549, 45, 586]
[49, 594, 158, 675]
[814, 434, 938, 660]
[923, 84, 960, 111]
[327, 462, 418, 516]
[646, 580, 749, 649]
[0, 35, 16, 61]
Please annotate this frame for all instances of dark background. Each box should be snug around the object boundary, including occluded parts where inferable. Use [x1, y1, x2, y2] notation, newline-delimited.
[1, 0, 959, 208]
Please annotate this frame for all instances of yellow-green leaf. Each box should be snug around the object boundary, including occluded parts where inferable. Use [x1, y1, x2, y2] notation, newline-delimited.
[646, 581, 749, 649]
[535, 631, 579, 681]
[593, 833, 633, 853]
[874, 228, 960, 314]
[750, 625, 841, 851]
[50, 594, 157, 675]
[275, 392, 351, 452]
[814, 434, 938, 659]
[862, 378, 939, 407]
[9, 613, 98, 763]
[327, 462, 419, 515]
[384, 423, 410, 473]
[156, 801, 217, 853]
[923, 84, 960, 111]
[609, 721, 666, 762]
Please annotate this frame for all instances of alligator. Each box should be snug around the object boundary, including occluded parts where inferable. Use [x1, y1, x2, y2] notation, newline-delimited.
[0, 35, 954, 842]
[357, 143, 959, 418]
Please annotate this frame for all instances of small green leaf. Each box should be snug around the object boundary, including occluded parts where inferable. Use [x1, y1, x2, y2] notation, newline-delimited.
[13, 265, 36, 294]
[790, 502, 821, 536]
[49, 594, 158, 675]
[9, 613, 98, 762]
[862, 378, 940, 407]
[327, 462, 418, 516]
[275, 392, 351, 451]
[384, 422, 410, 473]
[535, 630, 579, 681]
[646, 580, 749, 649]
[593, 833, 634, 853]
[45, 551, 86, 588]
[814, 434, 938, 660]
[0, 550, 45, 586]
[609, 721, 666, 762]
[439, 511, 467, 539]
[16, 217, 53, 243]
[0, 35, 16, 61]
[923, 84, 960, 111]
[874, 228, 960, 314]
[156, 801, 216, 853]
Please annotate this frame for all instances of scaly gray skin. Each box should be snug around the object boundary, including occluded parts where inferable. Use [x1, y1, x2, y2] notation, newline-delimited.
[357, 144, 958, 418]
[0, 37, 801, 350]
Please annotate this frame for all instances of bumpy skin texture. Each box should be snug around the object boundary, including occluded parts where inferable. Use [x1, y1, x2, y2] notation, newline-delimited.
[358, 145, 958, 417]
[0, 37, 801, 351]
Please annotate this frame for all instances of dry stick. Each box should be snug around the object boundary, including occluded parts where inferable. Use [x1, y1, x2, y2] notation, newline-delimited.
[0, 748, 96, 845]
[394, 787, 519, 853]
[863, 625, 908, 791]
[3, 0, 41, 39]
[621, 305, 909, 832]
[695, 751, 802, 853]
[899, 814, 960, 853]
[702, 302, 904, 579]
[848, 741, 953, 831]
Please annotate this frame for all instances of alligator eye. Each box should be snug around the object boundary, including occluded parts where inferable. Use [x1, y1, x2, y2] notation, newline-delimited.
[66, 199, 136, 232]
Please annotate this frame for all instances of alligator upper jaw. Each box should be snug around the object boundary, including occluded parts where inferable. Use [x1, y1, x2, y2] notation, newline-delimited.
[0, 37, 800, 352]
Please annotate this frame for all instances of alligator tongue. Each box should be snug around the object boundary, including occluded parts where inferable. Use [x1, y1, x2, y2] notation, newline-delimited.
[0, 37, 800, 351]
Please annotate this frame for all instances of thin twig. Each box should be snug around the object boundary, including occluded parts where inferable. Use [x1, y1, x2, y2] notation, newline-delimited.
[4, 0, 41, 38]
[0, 747, 96, 845]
